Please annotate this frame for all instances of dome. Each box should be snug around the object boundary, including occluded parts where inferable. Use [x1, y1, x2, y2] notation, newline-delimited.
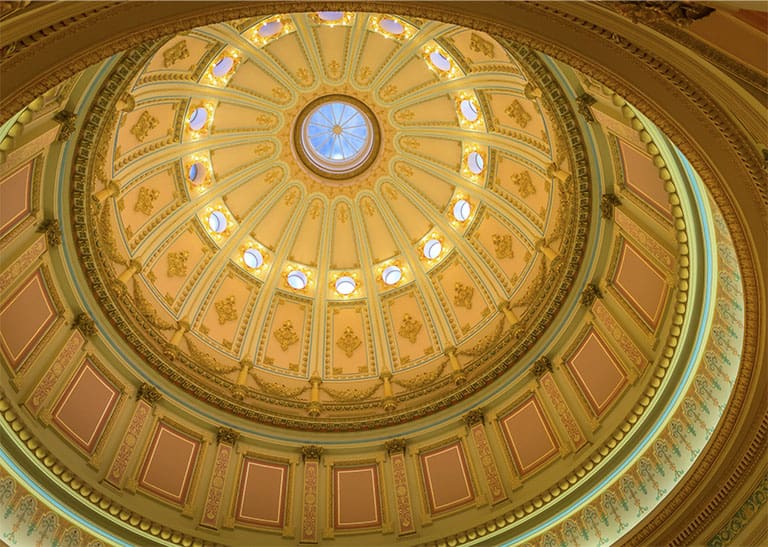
[0, 4, 765, 547]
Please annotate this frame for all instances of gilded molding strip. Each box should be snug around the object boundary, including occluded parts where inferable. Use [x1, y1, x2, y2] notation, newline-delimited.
[300, 460, 319, 543]
[199, 443, 232, 529]
[539, 371, 587, 451]
[104, 399, 151, 488]
[389, 451, 416, 536]
[468, 422, 507, 504]
[592, 299, 646, 372]
[0, 233, 46, 294]
[23, 329, 84, 414]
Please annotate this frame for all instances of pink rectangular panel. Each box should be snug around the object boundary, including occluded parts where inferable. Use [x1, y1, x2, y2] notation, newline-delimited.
[500, 396, 559, 476]
[613, 241, 668, 328]
[138, 422, 200, 505]
[567, 329, 627, 416]
[333, 464, 382, 530]
[420, 441, 474, 515]
[0, 161, 32, 237]
[52, 359, 120, 453]
[235, 457, 288, 529]
[0, 270, 56, 369]
[618, 139, 672, 219]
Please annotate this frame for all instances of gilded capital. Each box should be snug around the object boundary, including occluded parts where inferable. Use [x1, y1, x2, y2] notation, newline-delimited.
[216, 427, 240, 445]
[532, 357, 553, 378]
[137, 382, 162, 404]
[385, 438, 407, 454]
[463, 409, 484, 427]
[301, 445, 323, 461]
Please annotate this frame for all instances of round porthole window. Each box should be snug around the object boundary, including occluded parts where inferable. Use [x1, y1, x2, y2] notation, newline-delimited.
[243, 248, 264, 269]
[467, 151, 485, 174]
[430, 51, 451, 71]
[424, 239, 442, 259]
[460, 99, 479, 121]
[258, 20, 282, 37]
[212, 56, 234, 77]
[453, 199, 471, 221]
[335, 276, 356, 295]
[317, 11, 343, 21]
[287, 270, 308, 289]
[208, 211, 227, 233]
[380, 18, 404, 35]
[188, 162, 206, 185]
[189, 107, 208, 131]
[382, 266, 402, 285]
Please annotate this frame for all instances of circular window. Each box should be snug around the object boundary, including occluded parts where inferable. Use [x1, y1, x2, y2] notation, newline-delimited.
[208, 211, 227, 233]
[258, 20, 282, 37]
[467, 151, 485, 174]
[189, 107, 208, 131]
[287, 270, 308, 290]
[188, 162, 205, 185]
[335, 276, 356, 295]
[243, 248, 264, 269]
[430, 51, 451, 72]
[382, 266, 402, 285]
[423, 239, 442, 259]
[453, 199, 471, 221]
[460, 99, 479, 121]
[317, 11, 343, 21]
[294, 95, 380, 180]
[212, 56, 234, 77]
[380, 18, 404, 35]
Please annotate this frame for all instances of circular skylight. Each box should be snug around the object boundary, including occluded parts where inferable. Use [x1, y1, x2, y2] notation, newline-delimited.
[287, 270, 308, 290]
[189, 107, 208, 131]
[382, 266, 402, 285]
[380, 18, 404, 35]
[468, 151, 485, 174]
[188, 162, 205, 185]
[318, 11, 343, 21]
[296, 95, 380, 179]
[212, 56, 234, 77]
[430, 51, 451, 71]
[208, 211, 227, 233]
[460, 99, 479, 121]
[335, 276, 356, 295]
[424, 239, 442, 259]
[258, 20, 282, 37]
[453, 199, 471, 221]
[243, 248, 264, 269]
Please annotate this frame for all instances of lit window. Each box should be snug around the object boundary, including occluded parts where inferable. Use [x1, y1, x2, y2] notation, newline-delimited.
[212, 56, 234, 77]
[430, 51, 451, 72]
[317, 11, 343, 21]
[188, 107, 208, 131]
[467, 151, 485, 174]
[287, 270, 308, 289]
[302, 100, 373, 174]
[423, 239, 442, 259]
[453, 199, 471, 221]
[382, 266, 402, 285]
[460, 99, 479, 121]
[380, 18, 404, 35]
[335, 276, 356, 295]
[188, 162, 206, 185]
[258, 20, 283, 37]
[208, 211, 227, 233]
[243, 248, 264, 269]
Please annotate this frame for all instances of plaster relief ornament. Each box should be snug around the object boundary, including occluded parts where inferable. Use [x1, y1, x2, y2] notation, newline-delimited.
[134, 187, 160, 215]
[130, 111, 158, 142]
[505, 99, 532, 128]
[336, 326, 362, 357]
[492, 234, 515, 259]
[166, 251, 189, 277]
[511, 171, 536, 198]
[214, 295, 238, 324]
[398, 314, 422, 343]
[274, 320, 299, 351]
[469, 32, 495, 57]
[454, 282, 474, 309]
[163, 40, 189, 67]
